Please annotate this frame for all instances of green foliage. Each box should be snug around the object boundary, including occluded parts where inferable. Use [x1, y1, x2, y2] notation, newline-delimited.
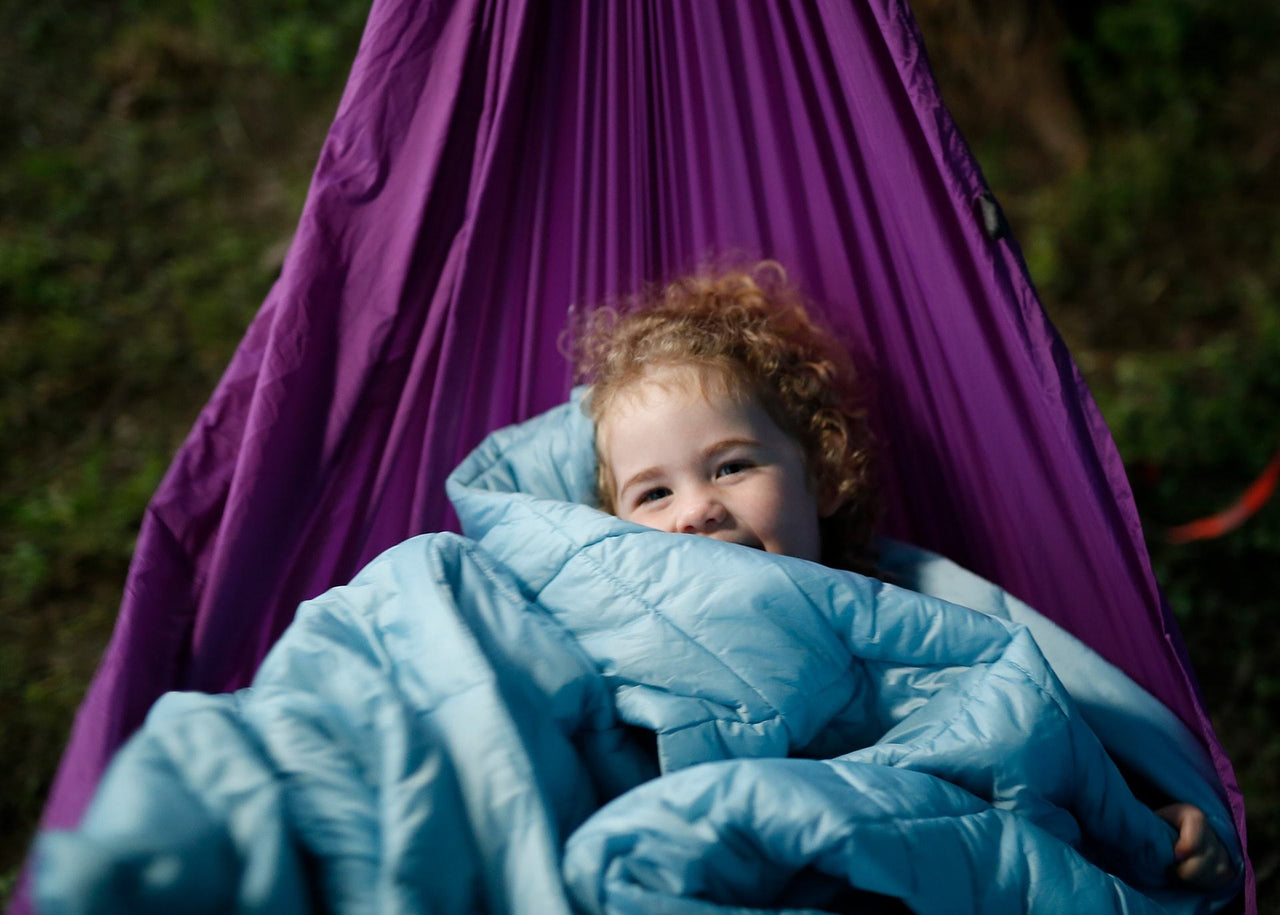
[1012, 0, 1280, 348]
[1020, 0, 1280, 892]
[0, 0, 370, 897]
[951, 0, 1279, 894]
[1070, 0, 1193, 125]
[1091, 283, 1280, 893]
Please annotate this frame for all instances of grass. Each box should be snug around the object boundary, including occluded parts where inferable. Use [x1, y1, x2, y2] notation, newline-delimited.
[935, 0, 1280, 892]
[0, 0, 371, 896]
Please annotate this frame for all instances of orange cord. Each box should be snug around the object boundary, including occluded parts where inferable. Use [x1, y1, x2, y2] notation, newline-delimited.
[1165, 449, 1280, 544]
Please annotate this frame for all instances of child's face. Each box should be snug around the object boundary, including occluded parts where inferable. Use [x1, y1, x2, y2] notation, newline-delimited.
[599, 366, 829, 562]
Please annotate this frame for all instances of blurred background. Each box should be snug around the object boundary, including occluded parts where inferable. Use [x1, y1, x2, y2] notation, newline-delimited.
[1, 0, 1276, 906]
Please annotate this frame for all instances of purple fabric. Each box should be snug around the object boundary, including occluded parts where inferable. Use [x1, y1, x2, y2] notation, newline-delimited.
[19, 0, 1251, 910]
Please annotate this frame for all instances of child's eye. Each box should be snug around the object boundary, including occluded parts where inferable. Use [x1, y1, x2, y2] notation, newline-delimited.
[636, 487, 671, 506]
[716, 460, 751, 478]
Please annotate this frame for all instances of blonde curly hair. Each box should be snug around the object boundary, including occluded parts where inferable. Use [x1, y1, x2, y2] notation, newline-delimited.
[572, 261, 879, 571]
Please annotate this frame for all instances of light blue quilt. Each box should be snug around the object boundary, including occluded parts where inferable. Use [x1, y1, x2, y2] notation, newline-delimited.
[36, 393, 1242, 914]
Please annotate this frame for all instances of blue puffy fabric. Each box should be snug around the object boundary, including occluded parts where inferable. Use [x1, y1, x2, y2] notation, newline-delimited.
[35, 393, 1241, 914]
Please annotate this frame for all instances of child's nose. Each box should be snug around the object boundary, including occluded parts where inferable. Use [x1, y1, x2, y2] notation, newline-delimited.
[675, 491, 726, 534]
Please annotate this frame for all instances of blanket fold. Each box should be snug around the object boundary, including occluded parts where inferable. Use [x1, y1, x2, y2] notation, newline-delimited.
[35, 397, 1242, 913]
[563, 759, 1166, 914]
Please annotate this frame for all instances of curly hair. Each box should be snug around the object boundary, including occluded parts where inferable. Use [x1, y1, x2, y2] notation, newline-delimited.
[571, 261, 879, 572]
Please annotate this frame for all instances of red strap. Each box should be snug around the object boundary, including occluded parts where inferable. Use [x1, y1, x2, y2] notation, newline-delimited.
[1166, 449, 1280, 544]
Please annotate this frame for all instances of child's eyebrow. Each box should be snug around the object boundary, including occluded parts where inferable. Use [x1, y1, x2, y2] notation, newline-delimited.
[704, 437, 761, 456]
[617, 467, 665, 501]
[617, 439, 766, 501]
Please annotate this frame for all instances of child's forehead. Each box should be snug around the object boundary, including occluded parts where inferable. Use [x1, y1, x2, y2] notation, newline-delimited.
[609, 362, 751, 412]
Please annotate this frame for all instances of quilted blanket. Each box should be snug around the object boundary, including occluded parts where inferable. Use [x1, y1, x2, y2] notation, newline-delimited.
[35, 395, 1241, 913]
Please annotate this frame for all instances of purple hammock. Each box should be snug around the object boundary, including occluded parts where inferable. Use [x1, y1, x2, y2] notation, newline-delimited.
[18, 0, 1253, 911]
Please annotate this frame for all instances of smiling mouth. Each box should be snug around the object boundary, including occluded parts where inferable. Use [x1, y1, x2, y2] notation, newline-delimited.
[720, 536, 765, 551]
[683, 532, 764, 551]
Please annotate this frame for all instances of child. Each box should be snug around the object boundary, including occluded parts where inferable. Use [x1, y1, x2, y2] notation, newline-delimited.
[573, 260, 879, 576]
[573, 261, 1235, 893]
